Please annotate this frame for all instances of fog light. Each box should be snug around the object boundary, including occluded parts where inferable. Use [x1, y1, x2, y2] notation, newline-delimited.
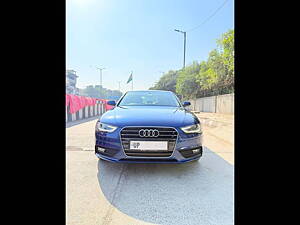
[98, 147, 106, 153]
[192, 149, 200, 154]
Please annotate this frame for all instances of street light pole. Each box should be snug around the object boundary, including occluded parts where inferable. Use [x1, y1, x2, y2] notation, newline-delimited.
[174, 29, 186, 69]
[95, 67, 105, 97]
[96, 67, 105, 87]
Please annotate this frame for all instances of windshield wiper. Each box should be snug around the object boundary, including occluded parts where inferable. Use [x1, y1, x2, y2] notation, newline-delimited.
[117, 106, 128, 109]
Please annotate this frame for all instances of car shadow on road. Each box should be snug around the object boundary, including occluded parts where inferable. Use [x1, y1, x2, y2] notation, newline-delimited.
[65, 116, 100, 128]
[97, 147, 234, 225]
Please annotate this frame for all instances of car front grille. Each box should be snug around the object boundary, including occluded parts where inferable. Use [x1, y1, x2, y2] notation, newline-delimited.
[120, 127, 178, 157]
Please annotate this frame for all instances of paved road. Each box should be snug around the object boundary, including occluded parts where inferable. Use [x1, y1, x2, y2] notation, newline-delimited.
[66, 117, 234, 225]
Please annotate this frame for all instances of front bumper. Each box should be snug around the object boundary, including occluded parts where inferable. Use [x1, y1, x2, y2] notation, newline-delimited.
[95, 127, 203, 164]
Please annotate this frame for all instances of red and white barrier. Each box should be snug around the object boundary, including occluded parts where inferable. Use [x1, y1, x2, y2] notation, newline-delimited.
[66, 94, 109, 122]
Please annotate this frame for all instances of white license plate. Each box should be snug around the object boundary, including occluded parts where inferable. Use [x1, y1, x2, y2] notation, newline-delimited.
[130, 141, 168, 151]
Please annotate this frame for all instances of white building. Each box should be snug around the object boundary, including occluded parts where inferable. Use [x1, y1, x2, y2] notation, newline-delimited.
[66, 70, 79, 95]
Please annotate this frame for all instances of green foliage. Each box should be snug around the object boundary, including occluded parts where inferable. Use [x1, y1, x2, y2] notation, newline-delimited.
[217, 29, 234, 86]
[79, 85, 123, 99]
[149, 29, 234, 99]
[149, 70, 179, 92]
[176, 61, 201, 99]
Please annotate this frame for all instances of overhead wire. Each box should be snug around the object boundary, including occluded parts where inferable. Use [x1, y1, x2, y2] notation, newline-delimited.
[187, 0, 230, 32]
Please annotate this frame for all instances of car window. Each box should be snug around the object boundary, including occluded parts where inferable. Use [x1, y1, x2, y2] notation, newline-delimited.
[118, 91, 181, 107]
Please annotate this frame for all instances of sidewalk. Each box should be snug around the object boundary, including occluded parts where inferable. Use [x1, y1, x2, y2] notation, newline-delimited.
[194, 112, 234, 164]
[193, 111, 234, 127]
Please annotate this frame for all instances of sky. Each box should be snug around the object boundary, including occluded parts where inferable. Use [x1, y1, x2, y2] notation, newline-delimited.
[66, 0, 234, 93]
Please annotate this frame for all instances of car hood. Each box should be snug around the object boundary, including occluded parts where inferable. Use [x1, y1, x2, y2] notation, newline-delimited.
[100, 106, 200, 127]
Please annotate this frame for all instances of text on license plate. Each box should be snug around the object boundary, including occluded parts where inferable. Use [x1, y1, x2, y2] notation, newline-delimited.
[130, 141, 168, 151]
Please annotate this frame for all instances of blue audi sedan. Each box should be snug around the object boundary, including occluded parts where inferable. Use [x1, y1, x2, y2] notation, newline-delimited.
[95, 90, 203, 163]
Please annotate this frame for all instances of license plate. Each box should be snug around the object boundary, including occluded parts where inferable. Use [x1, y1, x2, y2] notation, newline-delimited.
[130, 141, 168, 151]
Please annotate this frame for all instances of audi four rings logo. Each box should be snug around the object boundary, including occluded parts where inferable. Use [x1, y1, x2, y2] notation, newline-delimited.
[139, 129, 160, 137]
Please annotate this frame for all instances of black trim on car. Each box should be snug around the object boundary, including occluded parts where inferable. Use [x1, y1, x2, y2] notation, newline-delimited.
[179, 146, 203, 158]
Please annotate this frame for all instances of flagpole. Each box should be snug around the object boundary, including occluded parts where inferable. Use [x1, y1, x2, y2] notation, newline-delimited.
[131, 71, 133, 90]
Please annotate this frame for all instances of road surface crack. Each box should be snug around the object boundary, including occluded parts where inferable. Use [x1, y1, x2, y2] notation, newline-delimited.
[102, 164, 127, 225]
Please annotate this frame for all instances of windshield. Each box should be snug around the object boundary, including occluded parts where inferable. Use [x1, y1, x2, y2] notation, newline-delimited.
[118, 91, 181, 107]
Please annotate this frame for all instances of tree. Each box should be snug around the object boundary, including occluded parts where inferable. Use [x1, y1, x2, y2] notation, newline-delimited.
[149, 29, 234, 98]
[176, 61, 201, 99]
[196, 49, 226, 96]
[84, 85, 99, 98]
[79, 85, 123, 99]
[196, 29, 234, 97]
[149, 70, 178, 92]
[217, 29, 234, 87]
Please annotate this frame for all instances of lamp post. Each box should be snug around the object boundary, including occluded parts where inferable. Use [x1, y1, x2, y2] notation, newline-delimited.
[95, 67, 106, 97]
[174, 29, 186, 69]
[96, 67, 106, 88]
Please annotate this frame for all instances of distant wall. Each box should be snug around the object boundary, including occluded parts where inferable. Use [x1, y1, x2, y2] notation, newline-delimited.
[188, 93, 234, 114]
[216, 93, 234, 114]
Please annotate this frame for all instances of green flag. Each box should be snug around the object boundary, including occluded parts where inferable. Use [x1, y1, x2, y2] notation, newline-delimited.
[127, 72, 133, 84]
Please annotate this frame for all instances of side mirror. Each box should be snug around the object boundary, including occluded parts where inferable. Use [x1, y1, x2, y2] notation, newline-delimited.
[107, 100, 116, 106]
[182, 101, 191, 107]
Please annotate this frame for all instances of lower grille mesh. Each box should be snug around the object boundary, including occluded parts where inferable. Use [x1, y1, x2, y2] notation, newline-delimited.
[120, 127, 178, 157]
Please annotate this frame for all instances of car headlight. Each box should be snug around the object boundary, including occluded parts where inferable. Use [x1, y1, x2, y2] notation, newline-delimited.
[95, 121, 117, 133]
[180, 123, 202, 134]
